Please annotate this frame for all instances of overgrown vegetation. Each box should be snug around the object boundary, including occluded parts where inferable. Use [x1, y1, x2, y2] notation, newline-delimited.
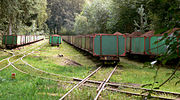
[115, 58, 180, 93]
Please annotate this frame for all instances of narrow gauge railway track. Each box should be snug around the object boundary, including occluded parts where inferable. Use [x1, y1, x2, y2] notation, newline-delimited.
[2, 40, 73, 83]
[0, 39, 45, 63]
[2, 42, 63, 82]
[8, 57, 71, 83]
[59, 65, 117, 100]
[73, 78, 180, 97]
[8, 42, 45, 63]
[74, 78, 180, 99]
[20, 50, 72, 79]
[81, 84, 176, 100]
[94, 66, 117, 100]
[0, 41, 46, 72]
[0, 51, 14, 63]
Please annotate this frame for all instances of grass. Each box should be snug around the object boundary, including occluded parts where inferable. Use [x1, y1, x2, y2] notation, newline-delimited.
[0, 66, 67, 100]
[110, 57, 180, 93]
[0, 40, 100, 99]
[0, 60, 8, 69]
[35, 42, 97, 66]
[89, 67, 115, 81]
[64, 85, 144, 100]
[23, 42, 96, 79]
[0, 51, 11, 61]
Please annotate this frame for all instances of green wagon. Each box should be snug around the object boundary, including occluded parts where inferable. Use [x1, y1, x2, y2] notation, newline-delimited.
[147, 29, 179, 56]
[131, 37, 146, 54]
[148, 36, 167, 55]
[2, 35, 44, 48]
[93, 34, 126, 61]
[49, 34, 62, 46]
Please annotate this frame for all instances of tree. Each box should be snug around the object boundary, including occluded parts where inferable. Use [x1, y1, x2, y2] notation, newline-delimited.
[147, 0, 180, 30]
[46, 0, 85, 34]
[134, 5, 149, 33]
[74, 14, 88, 34]
[0, 0, 48, 35]
[146, 0, 179, 62]
[107, 0, 141, 33]
[74, 0, 110, 34]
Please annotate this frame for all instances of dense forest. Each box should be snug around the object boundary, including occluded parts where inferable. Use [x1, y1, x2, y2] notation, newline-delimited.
[0, 0, 179, 35]
[0, 0, 48, 35]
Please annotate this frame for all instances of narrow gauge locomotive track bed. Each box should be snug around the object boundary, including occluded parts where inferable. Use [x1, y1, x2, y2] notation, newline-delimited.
[94, 66, 117, 100]
[1, 40, 94, 87]
[0, 40, 46, 71]
[73, 78, 180, 99]
[4, 45, 71, 82]
[0, 50, 15, 70]
[9, 58, 72, 83]
[19, 50, 73, 80]
[0, 39, 45, 63]
[0, 50, 14, 63]
[2, 40, 74, 84]
[59, 65, 117, 100]
[80, 84, 176, 100]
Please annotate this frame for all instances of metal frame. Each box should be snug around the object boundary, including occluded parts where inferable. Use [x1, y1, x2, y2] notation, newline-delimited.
[93, 34, 126, 57]
[50, 34, 61, 46]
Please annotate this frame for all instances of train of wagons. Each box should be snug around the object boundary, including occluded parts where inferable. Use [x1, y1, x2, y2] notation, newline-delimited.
[2, 35, 45, 48]
[62, 28, 179, 62]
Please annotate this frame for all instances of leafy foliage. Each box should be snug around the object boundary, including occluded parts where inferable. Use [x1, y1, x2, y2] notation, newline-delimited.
[0, 0, 48, 35]
[46, 0, 85, 34]
[74, 0, 110, 34]
[74, 14, 88, 34]
[74, 0, 151, 34]
[107, 0, 140, 33]
[147, 0, 180, 30]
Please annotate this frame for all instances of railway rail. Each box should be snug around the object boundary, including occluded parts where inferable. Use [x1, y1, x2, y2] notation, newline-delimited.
[59, 65, 117, 100]
[1, 40, 74, 84]
[73, 78, 180, 96]
[59, 66, 102, 100]
[0, 51, 14, 63]
[1, 41, 61, 81]
[20, 51, 72, 79]
[0, 40, 45, 72]
[94, 66, 117, 100]
[73, 77, 180, 99]
[81, 84, 176, 100]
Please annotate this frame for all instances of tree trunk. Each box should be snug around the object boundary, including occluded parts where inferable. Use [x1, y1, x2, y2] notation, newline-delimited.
[8, 19, 12, 35]
[50, 28, 52, 34]
[57, 25, 59, 34]
[54, 27, 56, 34]
[140, 15, 143, 33]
